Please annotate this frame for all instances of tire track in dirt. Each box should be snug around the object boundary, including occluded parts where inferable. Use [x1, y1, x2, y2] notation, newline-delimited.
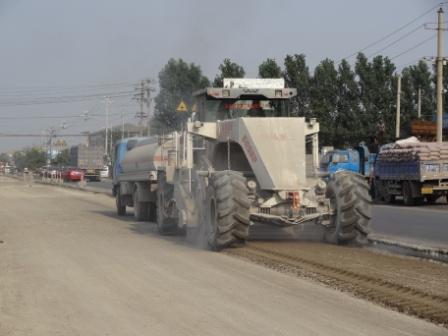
[225, 242, 448, 327]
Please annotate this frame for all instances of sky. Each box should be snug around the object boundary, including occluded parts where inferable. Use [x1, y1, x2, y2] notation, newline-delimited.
[0, 0, 445, 152]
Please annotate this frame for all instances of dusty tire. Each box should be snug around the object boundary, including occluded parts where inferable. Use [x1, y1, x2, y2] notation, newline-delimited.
[133, 188, 147, 221]
[402, 181, 415, 206]
[156, 172, 178, 235]
[325, 171, 371, 245]
[204, 170, 251, 250]
[376, 179, 395, 204]
[148, 202, 157, 222]
[426, 194, 439, 205]
[116, 188, 126, 216]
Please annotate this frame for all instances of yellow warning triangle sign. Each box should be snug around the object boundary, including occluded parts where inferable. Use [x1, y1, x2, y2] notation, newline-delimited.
[176, 100, 188, 112]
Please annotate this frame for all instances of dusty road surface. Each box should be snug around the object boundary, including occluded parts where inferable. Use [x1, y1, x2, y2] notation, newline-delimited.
[0, 177, 446, 336]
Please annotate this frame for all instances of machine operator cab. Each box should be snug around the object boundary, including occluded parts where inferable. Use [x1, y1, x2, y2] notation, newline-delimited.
[192, 78, 297, 123]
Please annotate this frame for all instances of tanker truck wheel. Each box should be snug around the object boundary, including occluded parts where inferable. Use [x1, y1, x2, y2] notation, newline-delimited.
[203, 170, 251, 251]
[133, 188, 147, 221]
[115, 188, 126, 216]
[325, 171, 371, 245]
[156, 172, 178, 235]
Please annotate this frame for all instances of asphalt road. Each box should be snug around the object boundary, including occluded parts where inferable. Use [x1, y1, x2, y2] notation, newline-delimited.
[89, 179, 448, 248]
[372, 203, 448, 248]
[1, 177, 446, 335]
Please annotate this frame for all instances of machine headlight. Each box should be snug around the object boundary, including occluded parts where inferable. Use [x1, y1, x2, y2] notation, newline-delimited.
[247, 180, 257, 190]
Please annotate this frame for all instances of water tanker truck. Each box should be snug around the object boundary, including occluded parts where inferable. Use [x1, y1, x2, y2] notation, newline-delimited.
[113, 79, 372, 250]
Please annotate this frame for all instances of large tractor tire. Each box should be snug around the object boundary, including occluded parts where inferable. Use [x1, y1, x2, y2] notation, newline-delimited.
[115, 188, 126, 216]
[203, 170, 251, 251]
[156, 172, 178, 235]
[325, 171, 371, 245]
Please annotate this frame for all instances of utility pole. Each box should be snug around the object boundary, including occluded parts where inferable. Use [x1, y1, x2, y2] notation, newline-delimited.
[417, 87, 422, 119]
[47, 127, 56, 166]
[121, 111, 125, 140]
[396, 75, 401, 139]
[436, 7, 444, 142]
[145, 79, 155, 136]
[135, 80, 147, 136]
[134, 79, 154, 136]
[104, 96, 111, 160]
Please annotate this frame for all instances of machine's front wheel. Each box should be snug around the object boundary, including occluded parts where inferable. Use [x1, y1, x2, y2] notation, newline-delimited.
[325, 171, 371, 245]
[203, 170, 251, 251]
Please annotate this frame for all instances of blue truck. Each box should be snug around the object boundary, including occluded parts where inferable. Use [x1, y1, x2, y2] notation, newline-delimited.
[372, 142, 448, 205]
[320, 145, 376, 177]
[320, 142, 448, 205]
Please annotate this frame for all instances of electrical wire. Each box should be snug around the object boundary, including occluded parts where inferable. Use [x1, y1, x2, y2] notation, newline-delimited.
[0, 81, 138, 96]
[0, 112, 123, 120]
[367, 25, 423, 58]
[0, 91, 134, 107]
[336, 2, 446, 63]
[390, 34, 437, 60]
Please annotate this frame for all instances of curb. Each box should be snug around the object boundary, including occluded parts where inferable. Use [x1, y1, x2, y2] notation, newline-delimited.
[35, 180, 112, 197]
[368, 235, 448, 263]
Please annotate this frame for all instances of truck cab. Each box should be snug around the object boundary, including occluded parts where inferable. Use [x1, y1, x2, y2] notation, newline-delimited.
[320, 145, 376, 177]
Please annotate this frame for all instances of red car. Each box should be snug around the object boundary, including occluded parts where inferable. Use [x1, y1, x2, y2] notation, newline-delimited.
[62, 168, 84, 182]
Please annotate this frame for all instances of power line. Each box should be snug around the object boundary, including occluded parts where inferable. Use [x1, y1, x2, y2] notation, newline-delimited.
[0, 133, 88, 138]
[0, 80, 138, 95]
[0, 91, 134, 107]
[367, 25, 423, 58]
[390, 34, 437, 60]
[0, 112, 123, 120]
[336, 3, 446, 63]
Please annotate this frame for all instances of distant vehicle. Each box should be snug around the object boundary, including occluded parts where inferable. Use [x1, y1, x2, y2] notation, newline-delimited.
[3, 164, 16, 174]
[62, 167, 84, 182]
[373, 138, 448, 205]
[320, 145, 376, 177]
[69, 145, 104, 182]
[100, 165, 110, 178]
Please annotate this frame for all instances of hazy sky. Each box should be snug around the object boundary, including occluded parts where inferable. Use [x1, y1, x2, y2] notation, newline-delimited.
[0, 0, 444, 152]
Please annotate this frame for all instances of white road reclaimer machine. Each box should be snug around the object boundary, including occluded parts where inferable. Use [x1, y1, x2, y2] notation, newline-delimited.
[113, 78, 371, 250]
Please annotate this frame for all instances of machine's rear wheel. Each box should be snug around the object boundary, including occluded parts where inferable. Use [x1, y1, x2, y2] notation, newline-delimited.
[115, 188, 126, 216]
[204, 170, 251, 250]
[325, 171, 371, 245]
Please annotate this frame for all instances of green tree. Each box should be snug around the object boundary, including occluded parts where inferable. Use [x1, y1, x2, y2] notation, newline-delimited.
[310, 58, 338, 145]
[0, 152, 11, 164]
[154, 58, 209, 131]
[13, 147, 46, 171]
[258, 58, 282, 78]
[283, 54, 311, 117]
[355, 53, 396, 143]
[213, 58, 245, 87]
[401, 61, 434, 134]
[335, 59, 363, 145]
[52, 148, 69, 166]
